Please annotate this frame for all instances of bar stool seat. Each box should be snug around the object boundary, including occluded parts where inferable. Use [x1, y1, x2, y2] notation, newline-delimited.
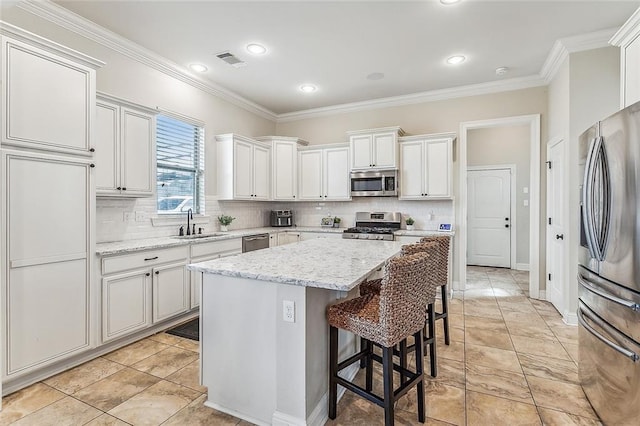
[327, 252, 432, 426]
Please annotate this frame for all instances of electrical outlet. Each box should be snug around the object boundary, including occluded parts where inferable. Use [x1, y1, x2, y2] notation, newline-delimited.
[135, 211, 145, 222]
[123, 212, 134, 222]
[283, 300, 295, 323]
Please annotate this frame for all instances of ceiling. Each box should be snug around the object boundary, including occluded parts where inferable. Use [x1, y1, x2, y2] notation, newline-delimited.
[52, 0, 638, 115]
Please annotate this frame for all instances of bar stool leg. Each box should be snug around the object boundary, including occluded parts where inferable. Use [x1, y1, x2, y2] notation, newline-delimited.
[329, 326, 338, 420]
[366, 339, 373, 391]
[427, 303, 437, 378]
[441, 284, 450, 345]
[359, 337, 368, 368]
[414, 328, 426, 423]
[399, 339, 408, 385]
[382, 346, 395, 426]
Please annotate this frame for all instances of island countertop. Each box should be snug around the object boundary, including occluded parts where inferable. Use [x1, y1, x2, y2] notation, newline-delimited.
[188, 238, 404, 291]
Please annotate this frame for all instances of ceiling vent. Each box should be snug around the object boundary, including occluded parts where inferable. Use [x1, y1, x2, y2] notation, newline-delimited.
[216, 51, 246, 68]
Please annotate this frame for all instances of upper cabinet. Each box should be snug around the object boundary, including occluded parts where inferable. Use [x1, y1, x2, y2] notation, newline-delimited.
[347, 126, 404, 170]
[95, 93, 156, 197]
[611, 8, 640, 108]
[1, 29, 103, 156]
[216, 134, 271, 200]
[256, 136, 308, 201]
[299, 144, 351, 201]
[399, 133, 455, 200]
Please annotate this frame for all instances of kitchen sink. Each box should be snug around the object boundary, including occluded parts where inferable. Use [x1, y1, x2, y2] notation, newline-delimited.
[172, 233, 225, 239]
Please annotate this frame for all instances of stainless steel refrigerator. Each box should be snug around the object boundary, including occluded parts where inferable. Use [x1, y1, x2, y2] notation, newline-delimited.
[578, 100, 640, 425]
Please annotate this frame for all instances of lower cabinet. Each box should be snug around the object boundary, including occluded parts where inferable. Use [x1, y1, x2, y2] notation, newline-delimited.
[277, 232, 301, 246]
[100, 246, 189, 343]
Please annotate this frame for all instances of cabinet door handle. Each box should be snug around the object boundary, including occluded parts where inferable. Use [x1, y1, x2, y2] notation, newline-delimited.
[144, 256, 159, 261]
[116, 186, 121, 190]
[145, 273, 150, 276]
[556, 234, 564, 240]
[155, 271, 160, 275]
[90, 164, 95, 168]
[89, 148, 95, 152]
[122, 187, 127, 191]
[505, 224, 510, 228]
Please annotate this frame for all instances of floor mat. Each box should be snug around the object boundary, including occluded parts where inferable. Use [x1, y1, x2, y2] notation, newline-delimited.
[165, 318, 199, 341]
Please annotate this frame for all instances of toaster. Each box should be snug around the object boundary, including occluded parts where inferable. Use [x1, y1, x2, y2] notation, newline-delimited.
[270, 210, 293, 227]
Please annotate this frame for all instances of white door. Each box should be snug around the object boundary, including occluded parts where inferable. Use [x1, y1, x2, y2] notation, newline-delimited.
[121, 107, 154, 195]
[153, 262, 189, 323]
[546, 139, 565, 312]
[399, 140, 424, 198]
[233, 140, 254, 199]
[298, 150, 323, 200]
[372, 133, 396, 168]
[467, 168, 511, 267]
[425, 138, 452, 198]
[95, 101, 120, 193]
[272, 141, 296, 200]
[324, 147, 350, 200]
[103, 270, 151, 342]
[350, 135, 372, 169]
[252, 144, 270, 200]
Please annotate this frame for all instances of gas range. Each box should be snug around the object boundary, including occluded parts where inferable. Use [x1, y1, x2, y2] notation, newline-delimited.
[342, 212, 401, 241]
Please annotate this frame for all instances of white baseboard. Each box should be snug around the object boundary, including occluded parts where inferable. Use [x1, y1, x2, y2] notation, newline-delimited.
[563, 311, 578, 326]
[304, 360, 360, 426]
[515, 263, 530, 271]
[205, 400, 269, 426]
[272, 411, 307, 426]
[537, 290, 546, 300]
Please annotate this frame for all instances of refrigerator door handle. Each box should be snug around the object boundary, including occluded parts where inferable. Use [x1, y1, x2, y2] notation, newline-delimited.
[594, 138, 611, 258]
[578, 273, 640, 312]
[578, 307, 639, 362]
[583, 136, 600, 260]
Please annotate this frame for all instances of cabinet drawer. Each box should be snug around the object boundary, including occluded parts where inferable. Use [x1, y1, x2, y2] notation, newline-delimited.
[102, 246, 188, 275]
[190, 238, 242, 258]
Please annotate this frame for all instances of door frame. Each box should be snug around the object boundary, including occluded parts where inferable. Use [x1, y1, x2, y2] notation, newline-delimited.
[467, 165, 517, 270]
[457, 114, 541, 298]
[545, 136, 566, 314]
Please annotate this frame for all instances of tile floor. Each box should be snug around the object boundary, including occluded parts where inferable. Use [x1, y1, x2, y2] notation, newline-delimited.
[0, 266, 598, 425]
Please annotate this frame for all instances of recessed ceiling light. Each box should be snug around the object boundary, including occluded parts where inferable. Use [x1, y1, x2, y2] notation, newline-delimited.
[189, 63, 208, 73]
[246, 43, 267, 55]
[367, 72, 385, 81]
[440, 0, 461, 4]
[446, 55, 466, 65]
[299, 84, 317, 93]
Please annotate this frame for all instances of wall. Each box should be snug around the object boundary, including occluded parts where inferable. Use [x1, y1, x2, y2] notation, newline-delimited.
[0, 7, 278, 242]
[467, 125, 531, 266]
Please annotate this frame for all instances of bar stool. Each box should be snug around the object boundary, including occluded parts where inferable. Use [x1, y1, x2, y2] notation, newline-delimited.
[419, 236, 451, 345]
[327, 252, 432, 426]
[359, 241, 440, 377]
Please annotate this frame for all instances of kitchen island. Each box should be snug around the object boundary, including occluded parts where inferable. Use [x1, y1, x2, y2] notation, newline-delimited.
[189, 238, 405, 426]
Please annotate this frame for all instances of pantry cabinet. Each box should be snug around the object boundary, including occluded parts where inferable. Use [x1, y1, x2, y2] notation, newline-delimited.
[399, 133, 454, 200]
[95, 94, 156, 197]
[611, 9, 640, 108]
[298, 145, 351, 201]
[348, 127, 404, 170]
[256, 136, 308, 201]
[216, 134, 271, 200]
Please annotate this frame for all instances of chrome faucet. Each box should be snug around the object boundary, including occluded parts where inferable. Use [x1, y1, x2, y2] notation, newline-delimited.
[186, 208, 193, 235]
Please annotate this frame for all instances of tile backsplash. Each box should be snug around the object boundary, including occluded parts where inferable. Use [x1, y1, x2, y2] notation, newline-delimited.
[96, 196, 454, 243]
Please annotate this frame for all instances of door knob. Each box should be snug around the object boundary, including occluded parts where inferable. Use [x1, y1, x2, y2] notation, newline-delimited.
[556, 234, 564, 240]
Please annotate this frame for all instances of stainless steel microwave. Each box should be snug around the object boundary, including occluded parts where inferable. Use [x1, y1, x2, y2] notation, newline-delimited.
[350, 169, 398, 197]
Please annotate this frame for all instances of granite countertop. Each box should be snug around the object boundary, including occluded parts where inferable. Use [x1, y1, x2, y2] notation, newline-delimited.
[95, 226, 343, 256]
[188, 238, 404, 291]
[95, 227, 454, 256]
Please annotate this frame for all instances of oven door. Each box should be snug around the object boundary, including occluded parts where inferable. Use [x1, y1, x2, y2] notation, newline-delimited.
[578, 301, 640, 426]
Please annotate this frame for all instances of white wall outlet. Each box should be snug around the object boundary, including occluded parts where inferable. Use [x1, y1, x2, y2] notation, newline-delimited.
[123, 212, 134, 222]
[283, 300, 295, 323]
[135, 211, 145, 222]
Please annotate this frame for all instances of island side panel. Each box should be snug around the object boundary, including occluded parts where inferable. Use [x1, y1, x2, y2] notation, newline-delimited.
[201, 273, 277, 425]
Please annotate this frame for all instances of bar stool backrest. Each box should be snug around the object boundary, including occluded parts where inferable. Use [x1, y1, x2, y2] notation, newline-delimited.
[419, 236, 450, 287]
[401, 241, 439, 304]
[378, 251, 432, 347]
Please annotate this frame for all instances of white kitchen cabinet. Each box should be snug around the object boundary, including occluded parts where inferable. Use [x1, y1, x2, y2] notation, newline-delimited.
[256, 136, 308, 201]
[102, 270, 151, 341]
[2, 149, 94, 377]
[347, 127, 404, 170]
[95, 94, 156, 197]
[153, 262, 189, 323]
[216, 134, 271, 200]
[269, 233, 278, 247]
[277, 232, 301, 246]
[399, 133, 455, 200]
[1, 32, 102, 156]
[611, 10, 640, 108]
[299, 145, 351, 201]
[189, 238, 242, 309]
[100, 246, 189, 342]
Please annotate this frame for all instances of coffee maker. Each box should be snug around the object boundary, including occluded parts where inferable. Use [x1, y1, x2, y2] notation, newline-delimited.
[270, 210, 293, 227]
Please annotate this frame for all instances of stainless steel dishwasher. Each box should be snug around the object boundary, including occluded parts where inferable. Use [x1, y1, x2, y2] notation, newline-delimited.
[242, 233, 270, 252]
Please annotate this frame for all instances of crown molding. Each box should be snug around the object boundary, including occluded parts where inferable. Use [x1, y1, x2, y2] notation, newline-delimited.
[541, 27, 619, 83]
[16, 0, 278, 121]
[276, 75, 546, 123]
[610, 7, 640, 46]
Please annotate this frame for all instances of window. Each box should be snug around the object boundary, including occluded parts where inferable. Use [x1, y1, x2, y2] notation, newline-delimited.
[156, 114, 204, 214]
